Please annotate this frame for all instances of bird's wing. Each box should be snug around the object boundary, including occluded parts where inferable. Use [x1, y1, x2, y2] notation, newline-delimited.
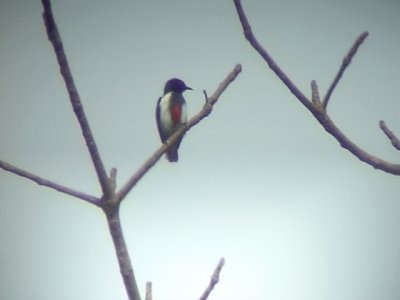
[156, 96, 167, 143]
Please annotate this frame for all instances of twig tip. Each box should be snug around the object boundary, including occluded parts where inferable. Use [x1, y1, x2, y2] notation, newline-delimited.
[361, 31, 369, 38]
[235, 64, 242, 73]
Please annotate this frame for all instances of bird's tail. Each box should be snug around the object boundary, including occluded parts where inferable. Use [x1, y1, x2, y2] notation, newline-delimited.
[165, 138, 182, 162]
[166, 148, 179, 162]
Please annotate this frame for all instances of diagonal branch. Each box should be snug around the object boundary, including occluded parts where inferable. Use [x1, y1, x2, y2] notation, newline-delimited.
[117, 64, 242, 201]
[317, 113, 400, 174]
[323, 32, 369, 109]
[42, 0, 111, 196]
[199, 257, 225, 300]
[0, 160, 100, 205]
[233, 0, 400, 176]
[233, 0, 315, 113]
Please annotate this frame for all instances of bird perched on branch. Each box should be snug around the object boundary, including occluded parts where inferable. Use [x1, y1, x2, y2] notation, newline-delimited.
[156, 78, 192, 162]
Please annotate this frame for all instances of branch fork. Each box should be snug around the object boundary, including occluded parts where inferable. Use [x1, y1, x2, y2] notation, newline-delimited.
[234, 0, 400, 175]
[0, 1, 240, 299]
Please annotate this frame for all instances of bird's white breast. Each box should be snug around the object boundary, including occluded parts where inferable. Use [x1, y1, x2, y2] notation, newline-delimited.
[159, 92, 187, 134]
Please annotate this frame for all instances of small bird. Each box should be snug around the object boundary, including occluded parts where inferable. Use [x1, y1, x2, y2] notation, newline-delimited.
[156, 78, 192, 162]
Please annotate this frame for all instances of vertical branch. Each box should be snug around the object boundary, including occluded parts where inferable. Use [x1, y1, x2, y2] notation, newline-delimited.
[42, 0, 111, 195]
[105, 205, 141, 300]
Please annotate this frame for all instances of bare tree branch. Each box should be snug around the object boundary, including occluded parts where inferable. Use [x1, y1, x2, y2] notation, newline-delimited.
[42, 0, 111, 196]
[117, 64, 242, 201]
[380, 120, 400, 151]
[40, 2, 141, 299]
[199, 257, 225, 300]
[0, 2, 241, 299]
[108, 65, 240, 299]
[233, 0, 400, 176]
[323, 32, 369, 109]
[233, 0, 314, 113]
[104, 205, 141, 300]
[0, 160, 100, 205]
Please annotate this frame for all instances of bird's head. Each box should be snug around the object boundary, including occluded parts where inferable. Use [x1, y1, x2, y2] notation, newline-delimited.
[164, 78, 193, 94]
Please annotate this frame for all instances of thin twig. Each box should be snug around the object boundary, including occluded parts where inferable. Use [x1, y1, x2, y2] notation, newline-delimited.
[199, 257, 225, 300]
[323, 31, 369, 109]
[109, 167, 117, 193]
[145, 282, 152, 300]
[117, 64, 242, 201]
[42, 0, 111, 196]
[311, 80, 321, 106]
[233, 0, 314, 113]
[234, 0, 400, 176]
[203, 90, 209, 103]
[380, 120, 400, 151]
[0, 160, 100, 205]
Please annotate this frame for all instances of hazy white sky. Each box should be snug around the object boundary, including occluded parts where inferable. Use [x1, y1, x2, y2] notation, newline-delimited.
[1, 1, 400, 299]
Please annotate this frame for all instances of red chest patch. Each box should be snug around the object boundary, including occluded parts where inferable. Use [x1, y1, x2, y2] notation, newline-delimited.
[171, 104, 182, 124]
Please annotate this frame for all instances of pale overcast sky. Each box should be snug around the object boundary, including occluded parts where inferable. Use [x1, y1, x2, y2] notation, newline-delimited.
[1, 1, 400, 299]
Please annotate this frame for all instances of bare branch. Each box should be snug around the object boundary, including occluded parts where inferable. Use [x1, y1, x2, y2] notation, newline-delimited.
[234, 0, 400, 176]
[104, 207, 141, 300]
[117, 64, 242, 201]
[42, 0, 111, 196]
[318, 114, 400, 174]
[0, 160, 100, 205]
[199, 257, 225, 300]
[41, 4, 139, 298]
[233, 0, 315, 113]
[323, 32, 369, 109]
[145, 282, 152, 300]
[380, 120, 400, 150]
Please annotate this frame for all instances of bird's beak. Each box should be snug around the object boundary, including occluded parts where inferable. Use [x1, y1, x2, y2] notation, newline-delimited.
[186, 86, 193, 91]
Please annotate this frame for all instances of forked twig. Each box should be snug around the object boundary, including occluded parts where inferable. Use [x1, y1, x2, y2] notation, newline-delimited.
[0, 2, 242, 300]
[117, 64, 242, 201]
[42, 0, 112, 196]
[233, 0, 314, 113]
[233, 0, 400, 176]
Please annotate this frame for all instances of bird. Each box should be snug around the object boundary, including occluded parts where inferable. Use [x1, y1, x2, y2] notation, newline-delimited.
[156, 78, 192, 162]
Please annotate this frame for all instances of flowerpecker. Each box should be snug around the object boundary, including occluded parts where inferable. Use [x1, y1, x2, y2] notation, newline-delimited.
[156, 78, 192, 162]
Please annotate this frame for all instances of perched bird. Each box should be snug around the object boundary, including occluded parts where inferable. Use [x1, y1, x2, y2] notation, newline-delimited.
[156, 78, 192, 162]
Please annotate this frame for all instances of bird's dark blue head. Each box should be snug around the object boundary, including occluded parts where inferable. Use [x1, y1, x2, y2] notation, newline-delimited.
[164, 78, 192, 94]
